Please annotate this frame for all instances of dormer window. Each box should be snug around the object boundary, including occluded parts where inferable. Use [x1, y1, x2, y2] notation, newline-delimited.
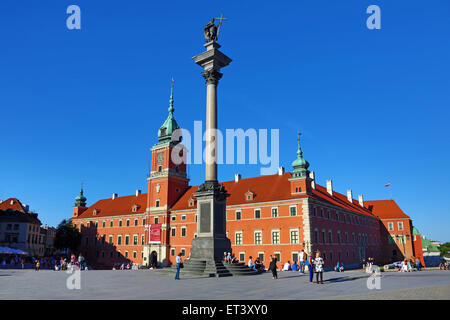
[132, 204, 140, 213]
[188, 197, 196, 207]
[245, 190, 255, 201]
[93, 209, 98, 216]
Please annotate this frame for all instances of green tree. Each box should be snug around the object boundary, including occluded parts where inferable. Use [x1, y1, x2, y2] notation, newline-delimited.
[439, 242, 450, 257]
[54, 219, 81, 253]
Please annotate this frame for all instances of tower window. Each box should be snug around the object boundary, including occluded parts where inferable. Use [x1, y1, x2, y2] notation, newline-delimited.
[158, 165, 162, 172]
[155, 200, 160, 207]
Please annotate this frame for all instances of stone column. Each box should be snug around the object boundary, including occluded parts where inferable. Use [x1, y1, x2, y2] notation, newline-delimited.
[190, 41, 232, 262]
[202, 69, 221, 182]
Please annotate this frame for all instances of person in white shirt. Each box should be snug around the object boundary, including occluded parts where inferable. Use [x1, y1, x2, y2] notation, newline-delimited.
[299, 250, 307, 273]
[283, 261, 291, 271]
[248, 256, 256, 270]
[175, 253, 182, 280]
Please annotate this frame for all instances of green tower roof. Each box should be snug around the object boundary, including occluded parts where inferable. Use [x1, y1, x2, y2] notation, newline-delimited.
[157, 79, 180, 143]
[291, 133, 310, 178]
[75, 183, 87, 207]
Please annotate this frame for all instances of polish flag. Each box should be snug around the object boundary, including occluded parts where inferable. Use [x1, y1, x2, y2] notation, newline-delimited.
[385, 182, 391, 187]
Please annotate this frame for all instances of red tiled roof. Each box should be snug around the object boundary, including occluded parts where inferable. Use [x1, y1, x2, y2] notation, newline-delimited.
[0, 198, 27, 213]
[364, 200, 410, 219]
[172, 172, 377, 218]
[74, 193, 148, 219]
[75, 173, 380, 219]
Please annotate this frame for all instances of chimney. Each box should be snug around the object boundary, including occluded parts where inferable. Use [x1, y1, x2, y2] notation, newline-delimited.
[309, 171, 316, 189]
[10, 199, 14, 205]
[278, 166, 285, 176]
[234, 174, 241, 183]
[358, 194, 364, 207]
[0, 200, 2, 204]
[347, 190, 353, 203]
[136, 190, 141, 197]
[23, 204, 30, 212]
[112, 193, 118, 200]
[326, 179, 333, 196]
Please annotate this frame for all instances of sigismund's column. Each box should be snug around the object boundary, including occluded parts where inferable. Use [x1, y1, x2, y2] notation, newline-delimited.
[189, 18, 232, 263]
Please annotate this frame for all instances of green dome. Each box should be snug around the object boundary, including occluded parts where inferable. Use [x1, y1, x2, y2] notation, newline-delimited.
[291, 134, 310, 178]
[158, 80, 180, 143]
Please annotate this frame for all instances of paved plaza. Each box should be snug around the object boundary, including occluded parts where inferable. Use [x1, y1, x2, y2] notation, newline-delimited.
[1, 268, 449, 300]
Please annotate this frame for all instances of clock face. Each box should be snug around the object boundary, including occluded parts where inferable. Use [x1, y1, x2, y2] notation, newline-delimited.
[157, 152, 164, 164]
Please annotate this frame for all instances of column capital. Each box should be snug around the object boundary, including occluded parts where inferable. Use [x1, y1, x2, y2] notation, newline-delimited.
[202, 69, 223, 85]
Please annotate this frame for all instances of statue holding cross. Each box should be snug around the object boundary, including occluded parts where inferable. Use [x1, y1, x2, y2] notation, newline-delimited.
[203, 14, 228, 42]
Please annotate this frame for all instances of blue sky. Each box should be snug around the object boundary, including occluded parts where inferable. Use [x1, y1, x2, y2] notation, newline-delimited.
[0, 0, 449, 242]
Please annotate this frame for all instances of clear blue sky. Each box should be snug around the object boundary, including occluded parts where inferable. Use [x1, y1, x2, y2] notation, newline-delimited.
[1, 0, 449, 242]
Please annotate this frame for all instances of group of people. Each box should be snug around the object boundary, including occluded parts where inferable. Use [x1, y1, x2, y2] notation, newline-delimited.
[265, 250, 325, 284]
[398, 257, 422, 272]
[224, 252, 238, 264]
[247, 256, 265, 272]
[112, 262, 136, 270]
[53, 253, 88, 271]
[439, 260, 449, 270]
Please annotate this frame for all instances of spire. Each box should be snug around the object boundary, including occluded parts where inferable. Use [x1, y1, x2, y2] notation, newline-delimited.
[75, 182, 87, 207]
[158, 78, 180, 143]
[168, 78, 174, 114]
[291, 132, 310, 178]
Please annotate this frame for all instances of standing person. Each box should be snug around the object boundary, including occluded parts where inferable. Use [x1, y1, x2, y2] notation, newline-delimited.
[78, 253, 85, 270]
[415, 257, 421, 271]
[269, 256, 278, 280]
[314, 251, 324, 284]
[299, 250, 307, 274]
[35, 259, 40, 271]
[308, 253, 315, 284]
[175, 253, 182, 280]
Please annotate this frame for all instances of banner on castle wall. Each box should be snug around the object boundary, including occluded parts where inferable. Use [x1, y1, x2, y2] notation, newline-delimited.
[148, 224, 161, 244]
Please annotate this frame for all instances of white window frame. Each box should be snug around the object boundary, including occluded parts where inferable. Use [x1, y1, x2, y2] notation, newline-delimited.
[289, 205, 297, 217]
[290, 228, 299, 244]
[271, 229, 280, 245]
[254, 230, 262, 245]
[235, 231, 243, 245]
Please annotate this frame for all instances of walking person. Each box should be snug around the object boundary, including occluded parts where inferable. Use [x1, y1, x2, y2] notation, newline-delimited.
[175, 253, 182, 280]
[314, 251, 324, 284]
[269, 256, 278, 280]
[307, 252, 314, 284]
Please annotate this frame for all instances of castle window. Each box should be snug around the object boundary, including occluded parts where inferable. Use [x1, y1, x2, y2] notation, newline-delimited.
[154, 217, 159, 224]
[110, 220, 113, 227]
[155, 199, 160, 207]
[290, 206, 297, 216]
[254, 209, 261, 219]
[271, 207, 278, 218]
[235, 210, 241, 220]
[271, 230, 280, 244]
[254, 231, 262, 245]
[158, 165, 162, 172]
[181, 215, 186, 221]
[235, 231, 243, 245]
[290, 229, 299, 244]
[388, 222, 394, 231]
[126, 219, 130, 227]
